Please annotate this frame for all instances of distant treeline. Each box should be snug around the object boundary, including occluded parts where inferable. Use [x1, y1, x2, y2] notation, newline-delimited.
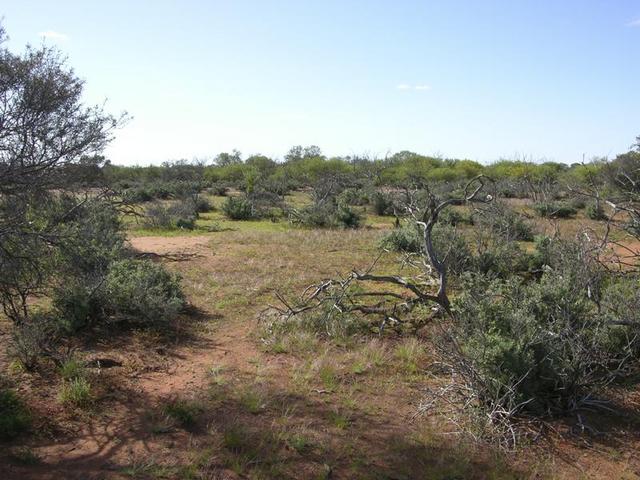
[97, 144, 639, 201]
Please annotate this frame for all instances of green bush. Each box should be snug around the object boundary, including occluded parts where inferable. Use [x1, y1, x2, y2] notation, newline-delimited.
[585, 202, 607, 220]
[222, 196, 255, 220]
[380, 225, 422, 253]
[453, 268, 632, 415]
[193, 195, 214, 213]
[532, 202, 576, 218]
[473, 203, 534, 241]
[569, 197, 587, 210]
[438, 208, 467, 226]
[372, 192, 395, 216]
[380, 224, 471, 276]
[104, 259, 185, 326]
[52, 280, 101, 333]
[9, 313, 60, 370]
[473, 240, 530, 278]
[333, 204, 362, 229]
[0, 388, 31, 439]
[144, 201, 198, 230]
[291, 202, 362, 229]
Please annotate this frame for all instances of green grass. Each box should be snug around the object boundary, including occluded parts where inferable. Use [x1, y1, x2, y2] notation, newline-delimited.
[239, 388, 266, 414]
[58, 377, 93, 408]
[328, 409, 351, 430]
[162, 398, 201, 427]
[59, 357, 86, 380]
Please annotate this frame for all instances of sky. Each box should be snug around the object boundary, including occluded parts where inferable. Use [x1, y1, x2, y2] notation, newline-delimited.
[2, 0, 640, 165]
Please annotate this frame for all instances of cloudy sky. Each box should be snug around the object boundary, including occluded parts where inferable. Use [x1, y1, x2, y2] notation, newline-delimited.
[3, 0, 640, 164]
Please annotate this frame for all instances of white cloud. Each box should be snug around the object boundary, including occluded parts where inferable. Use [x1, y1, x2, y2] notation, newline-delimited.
[414, 84, 431, 91]
[396, 84, 411, 90]
[38, 30, 69, 41]
[627, 18, 640, 27]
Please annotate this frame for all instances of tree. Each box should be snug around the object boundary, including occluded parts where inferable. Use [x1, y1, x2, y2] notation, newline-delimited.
[214, 149, 242, 166]
[0, 24, 124, 323]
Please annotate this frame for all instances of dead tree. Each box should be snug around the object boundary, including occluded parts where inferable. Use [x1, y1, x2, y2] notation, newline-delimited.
[267, 175, 493, 331]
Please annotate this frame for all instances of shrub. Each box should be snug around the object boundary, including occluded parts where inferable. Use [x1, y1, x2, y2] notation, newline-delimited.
[0, 388, 30, 439]
[473, 203, 534, 241]
[9, 313, 61, 370]
[207, 184, 228, 196]
[532, 202, 576, 218]
[371, 192, 393, 216]
[193, 195, 214, 213]
[104, 259, 185, 326]
[144, 201, 198, 230]
[569, 197, 587, 210]
[585, 201, 607, 220]
[380, 224, 471, 276]
[438, 208, 467, 226]
[380, 225, 422, 253]
[452, 269, 631, 416]
[222, 196, 255, 220]
[52, 280, 101, 333]
[291, 202, 362, 229]
[473, 240, 529, 278]
[339, 188, 370, 206]
[333, 204, 362, 229]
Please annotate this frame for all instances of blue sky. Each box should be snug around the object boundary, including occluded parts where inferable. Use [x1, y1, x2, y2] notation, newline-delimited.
[2, 1, 640, 165]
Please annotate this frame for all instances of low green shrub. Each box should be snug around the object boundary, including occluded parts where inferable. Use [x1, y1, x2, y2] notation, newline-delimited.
[144, 201, 198, 230]
[473, 203, 534, 241]
[104, 259, 185, 326]
[585, 202, 607, 220]
[193, 196, 214, 213]
[291, 202, 362, 229]
[0, 388, 31, 439]
[222, 196, 255, 220]
[532, 202, 576, 218]
[372, 192, 395, 216]
[380, 225, 422, 253]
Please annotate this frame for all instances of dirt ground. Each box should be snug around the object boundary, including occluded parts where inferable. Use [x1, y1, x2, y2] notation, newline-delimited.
[2, 228, 640, 479]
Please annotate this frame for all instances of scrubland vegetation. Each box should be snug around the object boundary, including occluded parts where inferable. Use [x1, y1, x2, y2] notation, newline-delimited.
[3, 23, 640, 480]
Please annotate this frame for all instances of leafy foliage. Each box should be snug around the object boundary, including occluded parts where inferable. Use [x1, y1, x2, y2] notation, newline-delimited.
[104, 259, 185, 326]
[0, 388, 31, 440]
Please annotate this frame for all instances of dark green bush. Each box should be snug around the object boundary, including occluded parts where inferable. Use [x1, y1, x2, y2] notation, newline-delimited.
[9, 313, 61, 370]
[380, 225, 422, 253]
[439, 208, 467, 227]
[291, 202, 362, 229]
[372, 192, 395, 216]
[193, 195, 214, 213]
[473, 203, 534, 241]
[52, 281, 101, 333]
[222, 196, 255, 220]
[533, 202, 576, 218]
[569, 197, 587, 210]
[380, 224, 471, 275]
[585, 202, 607, 220]
[0, 388, 31, 440]
[104, 259, 185, 326]
[144, 201, 198, 230]
[339, 188, 370, 206]
[473, 239, 529, 278]
[453, 266, 634, 415]
[333, 204, 362, 229]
